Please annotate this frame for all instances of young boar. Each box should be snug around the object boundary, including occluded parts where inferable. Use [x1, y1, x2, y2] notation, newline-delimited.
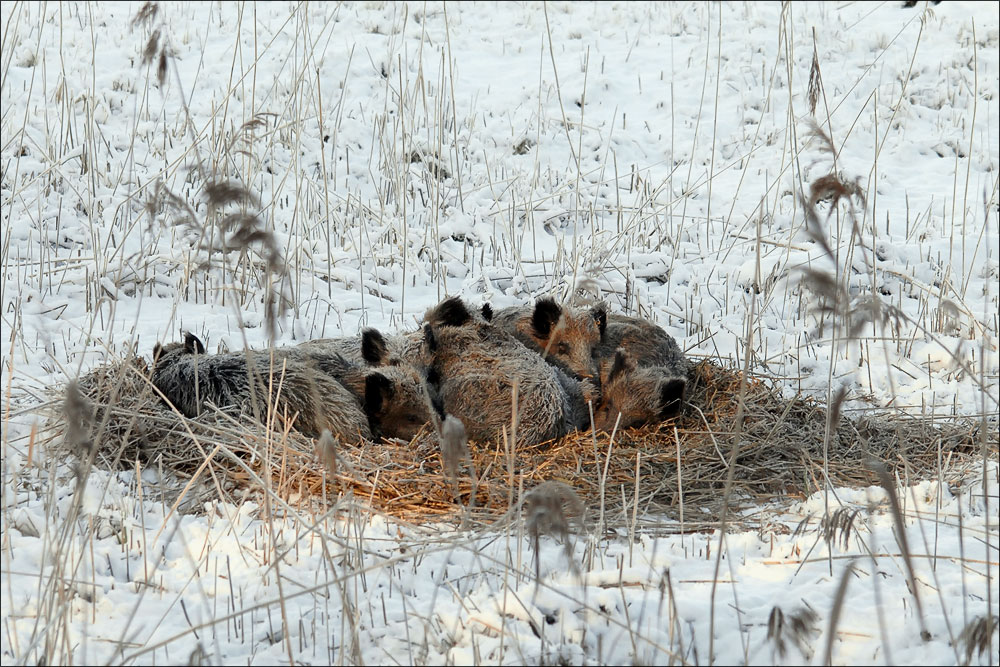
[492, 297, 607, 380]
[598, 314, 689, 372]
[591, 314, 690, 430]
[421, 297, 595, 445]
[592, 348, 686, 432]
[297, 328, 418, 367]
[296, 329, 442, 442]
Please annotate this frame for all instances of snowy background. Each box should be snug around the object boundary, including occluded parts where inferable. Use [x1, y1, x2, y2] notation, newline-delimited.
[2, 1, 997, 664]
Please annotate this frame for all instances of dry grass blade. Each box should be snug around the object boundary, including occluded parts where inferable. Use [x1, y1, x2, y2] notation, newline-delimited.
[523, 480, 584, 589]
[523, 480, 584, 544]
[62, 380, 95, 460]
[822, 558, 856, 666]
[226, 113, 277, 157]
[141, 29, 160, 66]
[800, 268, 842, 307]
[871, 460, 931, 642]
[820, 507, 860, 551]
[185, 179, 291, 341]
[806, 120, 838, 162]
[156, 51, 168, 87]
[131, 3, 167, 85]
[957, 614, 998, 664]
[799, 193, 836, 262]
[808, 173, 866, 215]
[767, 606, 786, 656]
[846, 295, 903, 340]
[130, 1, 159, 30]
[439, 415, 469, 484]
[204, 180, 261, 209]
[827, 386, 847, 430]
[768, 605, 818, 659]
[314, 429, 339, 477]
[807, 30, 822, 117]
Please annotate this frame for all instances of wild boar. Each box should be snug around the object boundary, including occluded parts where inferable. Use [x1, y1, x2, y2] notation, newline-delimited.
[492, 297, 607, 380]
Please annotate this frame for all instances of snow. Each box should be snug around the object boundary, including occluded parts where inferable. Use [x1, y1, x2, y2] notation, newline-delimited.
[2, 1, 997, 664]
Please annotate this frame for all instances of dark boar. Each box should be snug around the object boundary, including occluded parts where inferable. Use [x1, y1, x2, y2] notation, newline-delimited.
[151, 333, 371, 440]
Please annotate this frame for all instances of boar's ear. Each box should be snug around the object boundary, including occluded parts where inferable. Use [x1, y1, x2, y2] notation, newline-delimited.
[422, 368, 446, 420]
[183, 332, 206, 355]
[364, 373, 394, 417]
[606, 348, 630, 385]
[531, 297, 561, 337]
[658, 378, 686, 419]
[591, 304, 607, 336]
[153, 343, 165, 363]
[429, 297, 471, 327]
[480, 303, 494, 322]
[361, 328, 388, 365]
[427, 383, 446, 420]
[422, 323, 438, 352]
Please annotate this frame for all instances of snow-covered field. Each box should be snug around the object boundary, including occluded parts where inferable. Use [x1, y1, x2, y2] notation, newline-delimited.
[2, 1, 997, 664]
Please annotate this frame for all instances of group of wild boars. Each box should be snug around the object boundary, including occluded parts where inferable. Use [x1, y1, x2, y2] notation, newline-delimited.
[151, 330, 441, 442]
[149, 296, 689, 445]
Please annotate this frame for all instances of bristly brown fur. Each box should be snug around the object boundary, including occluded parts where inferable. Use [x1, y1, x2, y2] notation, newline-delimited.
[151, 336, 373, 441]
[420, 297, 591, 445]
[591, 314, 689, 431]
[493, 297, 607, 380]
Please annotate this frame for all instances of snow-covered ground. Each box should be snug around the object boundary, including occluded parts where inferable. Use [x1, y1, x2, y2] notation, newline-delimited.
[2, 1, 997, 664]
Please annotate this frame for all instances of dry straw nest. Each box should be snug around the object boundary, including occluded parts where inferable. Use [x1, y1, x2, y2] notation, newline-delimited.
[46, 354, 996, 525]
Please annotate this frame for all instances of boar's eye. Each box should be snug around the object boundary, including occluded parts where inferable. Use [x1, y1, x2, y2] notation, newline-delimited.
[557, 342, 571, 355]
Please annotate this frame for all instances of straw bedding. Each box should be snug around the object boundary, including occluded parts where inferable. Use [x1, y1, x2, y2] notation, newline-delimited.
[46, 353, 996, 524]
